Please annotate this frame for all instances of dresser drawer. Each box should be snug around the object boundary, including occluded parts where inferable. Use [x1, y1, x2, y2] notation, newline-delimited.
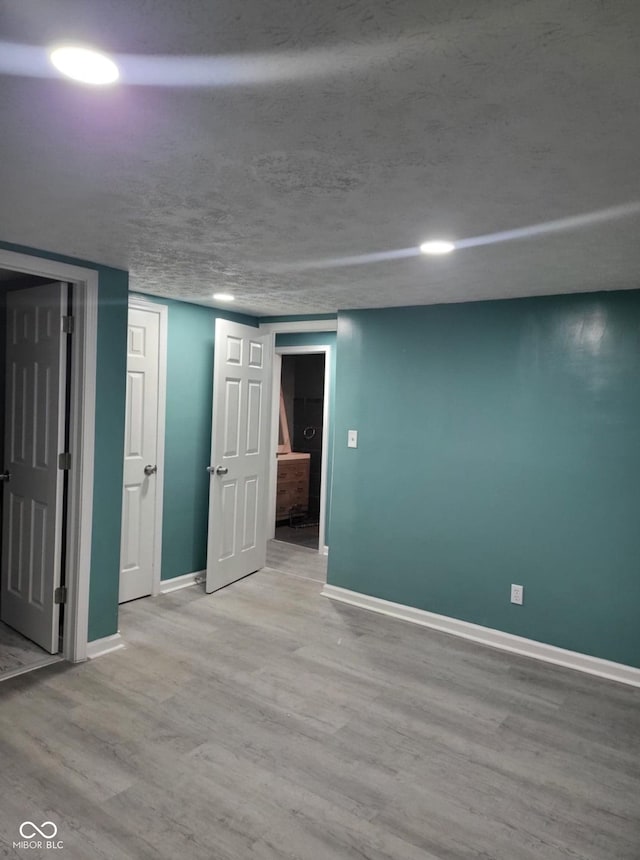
[276, 453, 310, 520]
[277, 482, 307, 503]
[277, 459, 310, 483]
[275, 453, 310, 520]
[277, 478, 307, 494]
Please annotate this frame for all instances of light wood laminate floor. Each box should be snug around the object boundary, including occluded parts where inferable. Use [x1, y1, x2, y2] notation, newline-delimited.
[267, 538, 327, 582]
[0, 549, 638, 859]
[0, 620, 61, 681]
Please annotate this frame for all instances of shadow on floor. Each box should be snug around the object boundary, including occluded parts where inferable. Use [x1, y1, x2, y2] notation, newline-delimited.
[274, 523, 319, 550]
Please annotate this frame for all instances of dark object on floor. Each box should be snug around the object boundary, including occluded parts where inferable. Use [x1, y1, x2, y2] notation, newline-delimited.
[288, 507, 319, 529]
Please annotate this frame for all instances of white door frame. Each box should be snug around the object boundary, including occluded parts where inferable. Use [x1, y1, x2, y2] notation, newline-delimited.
[267, 343, 332, 556]
[0, 248, 98, 663]
[125, 296, 168, 596]
[259, 320, 337, 335]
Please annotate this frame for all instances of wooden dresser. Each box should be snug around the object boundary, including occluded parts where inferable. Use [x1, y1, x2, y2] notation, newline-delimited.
[276, 452, 311, 521]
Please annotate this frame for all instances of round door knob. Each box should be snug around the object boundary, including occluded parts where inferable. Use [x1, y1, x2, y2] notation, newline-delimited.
[215, 466, 228, 476]
[144, 464, 157, 476]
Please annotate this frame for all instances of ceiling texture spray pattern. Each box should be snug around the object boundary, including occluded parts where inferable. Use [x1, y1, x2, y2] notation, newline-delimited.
[1, 0, 640, 315]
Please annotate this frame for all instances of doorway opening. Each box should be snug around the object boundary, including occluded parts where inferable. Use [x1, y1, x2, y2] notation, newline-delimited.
[0, 268, 69, 679]
[274, 350, 327, 552]
[0, 249, 99, 676]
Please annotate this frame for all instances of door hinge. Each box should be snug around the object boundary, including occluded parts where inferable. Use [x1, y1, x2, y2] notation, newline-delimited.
[62, 315, 75, 334]
[54, 586, 67, 605]
[58, 452, 71, 470]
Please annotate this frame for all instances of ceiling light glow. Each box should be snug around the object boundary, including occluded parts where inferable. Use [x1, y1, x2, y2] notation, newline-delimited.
[50, 46, 119, 85]
[213, 293, 235, 302]
[420, 240, 455, 255]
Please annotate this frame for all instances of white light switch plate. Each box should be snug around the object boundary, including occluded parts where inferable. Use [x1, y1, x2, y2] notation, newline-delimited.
[510, 584, 524, 605]
[347, 430, 358, 448]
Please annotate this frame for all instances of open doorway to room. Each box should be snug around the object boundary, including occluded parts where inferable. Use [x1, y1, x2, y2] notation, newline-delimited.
[0, 249, 99, 678]
[0, 268, 70, 679]
[274, 350, 327, 551]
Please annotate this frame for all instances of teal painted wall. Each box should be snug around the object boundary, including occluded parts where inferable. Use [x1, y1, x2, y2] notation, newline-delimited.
[276, 332, 336, 544]
[0, 241, 128, 642]
[132, 295, 256, 580]
[328, 292, 640, 668]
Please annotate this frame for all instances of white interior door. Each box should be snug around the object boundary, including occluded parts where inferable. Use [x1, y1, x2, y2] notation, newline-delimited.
[1, 283, 67, 653]
[119, 307, 161, 603]
[206, 319, 272, 593]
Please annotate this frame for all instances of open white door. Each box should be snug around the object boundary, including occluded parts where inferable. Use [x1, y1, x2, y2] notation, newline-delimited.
[206, 319, 272, 593]
[1, 283, 67, 653]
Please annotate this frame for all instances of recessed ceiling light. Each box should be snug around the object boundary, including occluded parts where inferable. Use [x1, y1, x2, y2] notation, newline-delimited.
[213, 293, 235, 302]
[50, 46, 119, 85]
[420, 240, 455, 255]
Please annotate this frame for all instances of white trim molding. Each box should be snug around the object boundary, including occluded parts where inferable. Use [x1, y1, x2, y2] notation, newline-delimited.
[159, 570, 205, 594]
[322, 585, 640, 689]
[86, 633, 125, 659]
[267, 343, 280, 539]
[259, 319, 337, 334]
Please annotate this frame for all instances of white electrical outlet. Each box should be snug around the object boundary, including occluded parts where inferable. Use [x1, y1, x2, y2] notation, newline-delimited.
[347, 429, 358, 448]
[511, 584, 524, 605]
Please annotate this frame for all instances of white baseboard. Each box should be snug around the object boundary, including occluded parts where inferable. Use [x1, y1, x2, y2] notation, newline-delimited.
[86, 633, 125, 660]
[322, 584, 640, 689]
[321, 545, 329, 557]
[159, 570, 205, 594]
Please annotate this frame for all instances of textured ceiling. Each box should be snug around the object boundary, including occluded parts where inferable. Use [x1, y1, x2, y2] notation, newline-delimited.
[1, 0, 640, 316]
